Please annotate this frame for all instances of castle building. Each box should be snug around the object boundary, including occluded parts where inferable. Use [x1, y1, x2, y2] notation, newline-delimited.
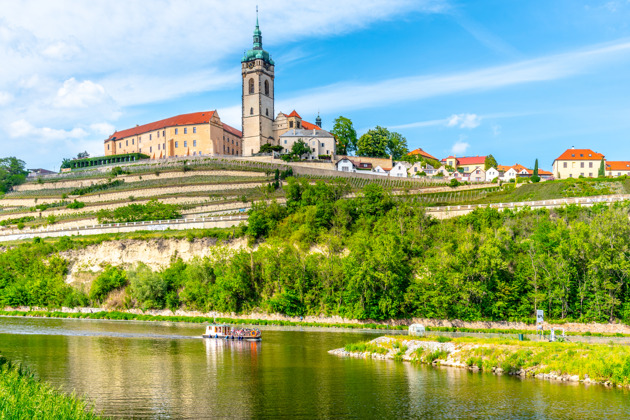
[103, 111, 241, 159]
[104, 12, 333, 160]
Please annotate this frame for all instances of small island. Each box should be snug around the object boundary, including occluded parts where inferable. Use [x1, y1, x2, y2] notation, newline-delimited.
[330, 335, 630, 388]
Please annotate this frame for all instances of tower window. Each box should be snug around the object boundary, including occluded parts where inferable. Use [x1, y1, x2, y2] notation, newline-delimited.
[264, 80, 269, 95]
[289, 121, 293, 128]
[249, 78, 254, 94]
[250, 107, 254, 115]
[266, 108, 269, 116]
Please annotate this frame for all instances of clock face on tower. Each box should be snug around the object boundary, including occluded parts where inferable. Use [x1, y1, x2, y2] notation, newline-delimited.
[247, 62, 254, 69]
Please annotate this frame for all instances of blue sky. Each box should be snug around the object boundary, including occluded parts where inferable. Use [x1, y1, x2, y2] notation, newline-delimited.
[2, 0, 630, 170]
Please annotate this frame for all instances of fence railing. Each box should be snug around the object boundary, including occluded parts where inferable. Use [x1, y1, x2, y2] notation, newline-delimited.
[428, 194, 629, 213]
[0, 214, 248, 237]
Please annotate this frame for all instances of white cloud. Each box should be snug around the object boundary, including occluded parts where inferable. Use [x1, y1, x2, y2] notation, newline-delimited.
[8, 119, 88, 142]
[54, 78, 109, 108]
[41, 40, 81, 60]
[492, 124, 501, 136]
[447, 113, 481, 128]
[279, 39, 630, 117]
[0, 91, 13, 106]
[451, 139, 470, 155]
[90, 122, 116, 136]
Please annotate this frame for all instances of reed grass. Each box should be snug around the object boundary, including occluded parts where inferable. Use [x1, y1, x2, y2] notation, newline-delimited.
[0, 357, 102, 419]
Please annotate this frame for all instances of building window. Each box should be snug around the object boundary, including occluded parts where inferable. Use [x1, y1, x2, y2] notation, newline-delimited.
[107, 144, 110, 150]
[162, 130, 165, 137]
[264, 80, 269, 95]
[158, 144, 160, 150]
[249, 78, 254, 94]
[580, 162, 584, 168]
[193, 140, 197, 147]
[250, 107, 253, 115]
[580, 173, 584, 177]
[289, 121, 293, 128]
[157, 131, 159, 138]
[175, 128, 178, 135]
[132, 139, 134, 145]
[175, 141, 178, 148]
[589, 173, 593, 177]
[119, 142, 121, 148]
[184, 141, 187, 147]
[589, 162, 593, 168]
[284, 140, 287, 144]
[236, 141, 238, 146]
[184, 128, 187, 134]
[150, 134, 152, 140]
[321, 142, 325, 147]
[266, 108, 269, 116]
[150, 146, 152, 153]
[193, 127, 197, 133]
[297, 122, 301, 128]
[223, 135, 225, 140]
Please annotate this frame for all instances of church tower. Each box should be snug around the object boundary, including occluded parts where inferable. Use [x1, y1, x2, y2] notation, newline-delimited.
[242, 12, 275, 156]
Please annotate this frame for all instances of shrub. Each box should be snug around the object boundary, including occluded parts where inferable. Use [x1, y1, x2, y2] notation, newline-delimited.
[66, 200, 85, 209]
[449, 178, 460, 187]
[89, 266, 128, 303]
[128, 263, 167, 309]
[96, 199, 181, 223]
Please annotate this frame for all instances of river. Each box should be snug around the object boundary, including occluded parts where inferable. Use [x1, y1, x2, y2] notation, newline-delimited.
[1, 316, 629, 419]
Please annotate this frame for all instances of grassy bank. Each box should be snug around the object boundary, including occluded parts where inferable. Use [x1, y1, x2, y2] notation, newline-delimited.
[0, 356, 102, 419]
[338, 335, 630, 387]
[3, 309, 630, 338]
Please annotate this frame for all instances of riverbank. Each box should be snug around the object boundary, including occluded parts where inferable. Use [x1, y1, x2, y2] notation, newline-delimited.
[0, 355, 101, 419]
[330, 336, 630, 388]
[3, 307, 630, 337]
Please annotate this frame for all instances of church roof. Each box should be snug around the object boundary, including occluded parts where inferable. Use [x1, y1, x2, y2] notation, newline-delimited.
[280, 128, 333, 138]
[301, 121, 321, 130]
[287, 110, 301, 118]
[105, 111, 241, 141]
[242, 15, 274, 65]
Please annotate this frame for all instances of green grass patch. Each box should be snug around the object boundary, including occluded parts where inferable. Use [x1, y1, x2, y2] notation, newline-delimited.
[0, 356, 102, 419]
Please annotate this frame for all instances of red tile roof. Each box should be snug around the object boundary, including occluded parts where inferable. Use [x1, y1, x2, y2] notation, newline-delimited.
[105, 111, 242, 141]
[554, 148, 604, 161]
[455, 156, 487, 165]
[496, 165, 511, 172]
[606, 161, 630, 171]
[301, 120, 321, 130]
[511, 163, 528, 173]
[287, 110, 301, 118]
[407, 148, 438, 161]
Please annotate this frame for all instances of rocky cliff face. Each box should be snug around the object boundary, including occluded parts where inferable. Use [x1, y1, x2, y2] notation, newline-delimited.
[60, 237, 249, 285]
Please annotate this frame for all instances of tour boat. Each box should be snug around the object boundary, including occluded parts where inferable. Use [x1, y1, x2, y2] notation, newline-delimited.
[202, 324, 262, 341]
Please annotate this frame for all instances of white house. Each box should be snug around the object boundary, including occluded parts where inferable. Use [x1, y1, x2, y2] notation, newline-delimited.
[336, 158, 356, 173]
[371, 165, 389, 176]
[486, 167, 500, 182]
[389, 162, 410, 178]
[468, 167, 486, 182]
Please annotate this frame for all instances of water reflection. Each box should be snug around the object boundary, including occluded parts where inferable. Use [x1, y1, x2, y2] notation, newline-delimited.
[2, 317, 630, 419]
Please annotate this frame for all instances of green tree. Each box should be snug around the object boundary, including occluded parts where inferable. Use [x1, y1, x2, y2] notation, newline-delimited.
[387, 131, 409, 160]
[356, 126, 408, 159]
[0, 157, 28, 193]
[531, 159, 540, 183]
[485, 154, 498, 170]
[330, 116, 357, 155]
[599, 158, 606, 177]
[291, 139, 311, 159]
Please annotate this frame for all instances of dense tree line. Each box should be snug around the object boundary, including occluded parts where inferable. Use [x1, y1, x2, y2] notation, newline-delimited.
[2, 179, 630, 323]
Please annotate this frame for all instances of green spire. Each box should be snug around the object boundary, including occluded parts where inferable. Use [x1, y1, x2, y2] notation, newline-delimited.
[242, 7, 274, 65]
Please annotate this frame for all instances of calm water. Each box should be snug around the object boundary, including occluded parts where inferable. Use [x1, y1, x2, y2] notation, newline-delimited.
[1, 317, 629, 419]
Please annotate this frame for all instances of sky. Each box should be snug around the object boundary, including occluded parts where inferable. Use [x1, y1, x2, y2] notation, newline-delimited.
[2, 0, 630, 171]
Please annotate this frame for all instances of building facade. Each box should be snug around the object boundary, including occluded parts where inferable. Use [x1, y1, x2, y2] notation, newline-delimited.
[606, 161, 630, 177]
[279, 128, 336, 159]
[104, 111, 241, 159]
[552, 147, 604, 179]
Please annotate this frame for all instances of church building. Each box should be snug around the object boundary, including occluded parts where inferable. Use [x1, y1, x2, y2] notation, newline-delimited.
[103, 13, 335, 160]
